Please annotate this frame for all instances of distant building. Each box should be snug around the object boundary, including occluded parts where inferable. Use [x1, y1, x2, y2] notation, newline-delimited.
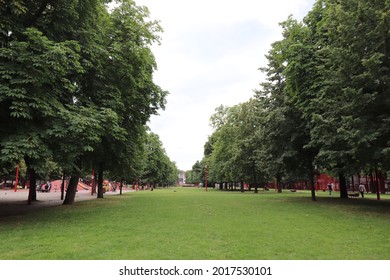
[178, 171, 186, 186]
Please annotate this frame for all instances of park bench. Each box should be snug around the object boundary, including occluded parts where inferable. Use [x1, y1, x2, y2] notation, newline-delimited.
[348, 192, 359, 198]
[36, 184, 51, 193]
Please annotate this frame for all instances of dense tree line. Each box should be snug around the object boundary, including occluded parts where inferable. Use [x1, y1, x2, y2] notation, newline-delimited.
[0, 0, 177, 204]
[142, 132, 179, 187]
[190, 0, 389, 200]
[185, 160, 203, 185]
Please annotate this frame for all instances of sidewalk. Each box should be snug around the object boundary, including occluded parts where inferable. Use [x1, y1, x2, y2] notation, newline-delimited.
[0, 188, 133, 219]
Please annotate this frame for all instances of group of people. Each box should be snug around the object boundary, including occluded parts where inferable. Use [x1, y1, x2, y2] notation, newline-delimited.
[327, 183, 366, 197]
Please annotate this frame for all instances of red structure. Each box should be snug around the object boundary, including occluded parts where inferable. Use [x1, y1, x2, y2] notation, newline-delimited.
[316, 173, 338, 192]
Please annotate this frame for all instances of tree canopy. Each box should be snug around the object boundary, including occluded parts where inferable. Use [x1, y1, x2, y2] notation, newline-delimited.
[191, 0, 389, 199]
[0, 0, 173, 203]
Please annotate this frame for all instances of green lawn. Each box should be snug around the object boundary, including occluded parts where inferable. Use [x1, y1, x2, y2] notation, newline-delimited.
[0, 187, 389, 260]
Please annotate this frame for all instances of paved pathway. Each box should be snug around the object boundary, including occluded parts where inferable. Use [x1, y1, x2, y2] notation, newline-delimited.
[0, 188, 133, 219]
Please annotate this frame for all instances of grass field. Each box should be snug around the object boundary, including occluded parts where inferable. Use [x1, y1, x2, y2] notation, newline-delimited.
[0, 187, 389, 260]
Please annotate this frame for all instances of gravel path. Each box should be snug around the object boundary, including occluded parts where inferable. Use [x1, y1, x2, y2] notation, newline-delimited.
[0, 189, 133, 219]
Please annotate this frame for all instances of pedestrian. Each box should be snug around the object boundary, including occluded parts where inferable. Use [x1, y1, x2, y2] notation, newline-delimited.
[359, 183, 366, 198]
[46, 181, 51, 190]
[328, 183, 333, 195]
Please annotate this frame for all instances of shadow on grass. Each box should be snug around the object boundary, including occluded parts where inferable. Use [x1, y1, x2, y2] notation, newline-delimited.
[287, 195, 390, 217]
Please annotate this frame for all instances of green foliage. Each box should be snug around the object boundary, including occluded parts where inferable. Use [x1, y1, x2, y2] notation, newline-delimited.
[0, 0, 170, 188]
[308, 0, 390, 173]
[194, 0, 389, 195]
[186, 160, 203, 184]
[82, 0, 168, 183]
[199, 100, 267, 185]
[141, 132, 178, 185]
[0, 22, 84, 176]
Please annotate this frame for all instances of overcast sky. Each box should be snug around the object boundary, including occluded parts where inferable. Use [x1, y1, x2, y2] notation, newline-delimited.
[133, 0, 316, 171]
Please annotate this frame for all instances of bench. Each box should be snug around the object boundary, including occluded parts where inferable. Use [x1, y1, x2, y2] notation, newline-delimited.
[36, 185, 51, 193]
[348, 193, 359, 198]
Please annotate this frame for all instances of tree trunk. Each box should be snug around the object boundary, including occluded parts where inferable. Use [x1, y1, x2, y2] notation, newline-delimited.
[91, 169, 95, 195]
[253, 169, 258, 193]
[338, 172, 348, 199]
[97, 161, 104, 199]
[27, 167, 37, 204]
[308, 168, 317, 201]
[120, 178, 123, 195]
[63, 158, 82, 205]
[60, 173, 65, 200]
[369, 172, 374, 193]
[276, 173, 282, 193]
[63, 175, 79, 205]
[374, 168, 380, 200]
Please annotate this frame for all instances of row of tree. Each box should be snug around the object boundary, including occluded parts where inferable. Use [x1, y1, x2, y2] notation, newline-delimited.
[0, 0, 177, 204]
[188, 0, 389, 200]
[142, 132, 179, 188]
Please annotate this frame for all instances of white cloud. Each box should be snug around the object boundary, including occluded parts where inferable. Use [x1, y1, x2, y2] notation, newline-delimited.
[132, 0, 316, 170]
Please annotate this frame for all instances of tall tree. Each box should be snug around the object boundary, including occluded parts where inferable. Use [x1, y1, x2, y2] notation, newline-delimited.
[142, 132, 177, 187]
[0, 10, 85, 201]
[84, 0, 167, 199]
[254, 21, 319, 201]
[307, 0, 390, 197]
[1, 0, 168, 204]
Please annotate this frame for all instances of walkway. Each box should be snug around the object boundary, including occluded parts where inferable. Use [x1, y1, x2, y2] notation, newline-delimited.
[0, 188, 133, 219]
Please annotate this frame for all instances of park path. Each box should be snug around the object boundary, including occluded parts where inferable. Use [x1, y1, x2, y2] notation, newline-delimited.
[0, 188, 133, 219]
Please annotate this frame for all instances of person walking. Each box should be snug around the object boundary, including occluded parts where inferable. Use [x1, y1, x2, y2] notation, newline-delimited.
[359, 183, 366, 198]
[327, 183, 333, 195]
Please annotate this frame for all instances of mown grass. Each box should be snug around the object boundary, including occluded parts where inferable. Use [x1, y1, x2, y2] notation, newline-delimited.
[0, 188, 389, 260]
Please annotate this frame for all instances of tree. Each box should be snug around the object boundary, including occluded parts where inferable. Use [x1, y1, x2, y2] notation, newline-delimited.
[82, 0, 167, 199]
[306, 0, 390, 198]
[253, 19, 319, 200]
[0, 0, 168, 204]
[193, 0, 389, 201]
[202, 101, 267, 191]
[142, 132, 177, 187]
[0, 20, 85, 202]
[187, 160, 203, 185]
